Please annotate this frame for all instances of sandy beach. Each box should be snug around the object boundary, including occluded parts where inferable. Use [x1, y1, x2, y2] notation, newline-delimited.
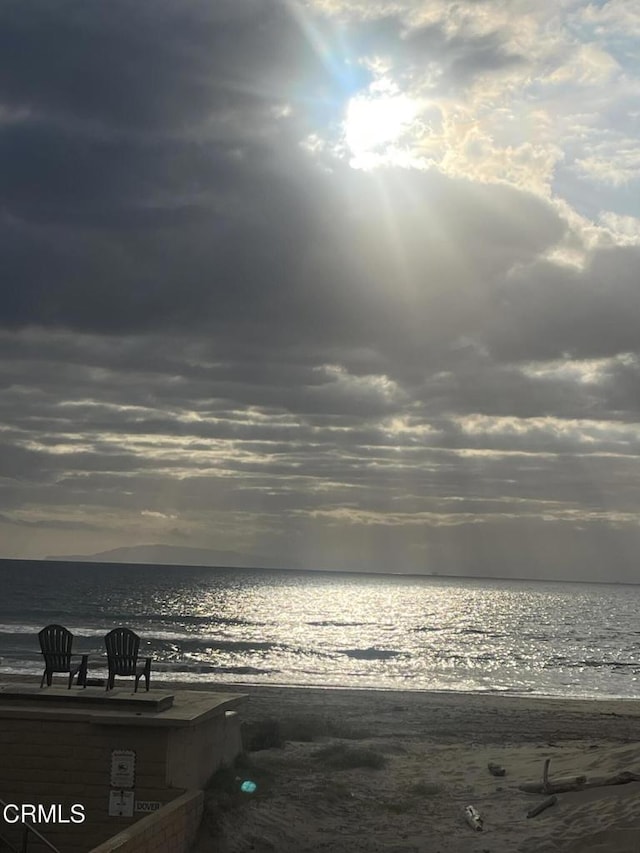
[186, 685, 640, 853]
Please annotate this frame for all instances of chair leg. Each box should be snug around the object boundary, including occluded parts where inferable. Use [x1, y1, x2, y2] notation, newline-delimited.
[79, 655, 88, 688]
[134, 667, 150, 692]
[40, 670, 46, 688]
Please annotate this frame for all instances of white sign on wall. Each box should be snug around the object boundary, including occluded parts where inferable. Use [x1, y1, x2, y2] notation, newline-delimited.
[110, 750, 136, 788]
[108, 790, 134, 817]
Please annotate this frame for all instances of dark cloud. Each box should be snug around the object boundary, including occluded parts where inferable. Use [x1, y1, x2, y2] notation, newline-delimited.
[0, 155, 566, 357]
[487, 246, 640, 361]
[0, 0, 356, 131]
[0, 121, 246, 223]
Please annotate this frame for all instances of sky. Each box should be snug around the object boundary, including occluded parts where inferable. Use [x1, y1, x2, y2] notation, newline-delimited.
[1, 0, 640, 581]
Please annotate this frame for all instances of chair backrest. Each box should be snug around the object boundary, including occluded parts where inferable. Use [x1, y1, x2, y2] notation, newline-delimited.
[104, 628, 140, 676]
[38, 624, 74, 671]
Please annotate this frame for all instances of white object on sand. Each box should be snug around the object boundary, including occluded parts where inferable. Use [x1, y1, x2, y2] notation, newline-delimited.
[465, 805, 483, 831]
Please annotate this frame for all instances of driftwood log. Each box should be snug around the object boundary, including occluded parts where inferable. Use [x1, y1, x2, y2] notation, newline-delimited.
[527, 795, 557, 819]
[520, 769, 640, 794]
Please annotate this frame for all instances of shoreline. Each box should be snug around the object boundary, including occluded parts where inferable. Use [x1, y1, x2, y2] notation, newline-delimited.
[174, 678, 640, 702]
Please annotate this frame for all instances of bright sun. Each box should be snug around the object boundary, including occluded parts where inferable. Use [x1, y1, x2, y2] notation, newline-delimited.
[343, 84, 417, 169]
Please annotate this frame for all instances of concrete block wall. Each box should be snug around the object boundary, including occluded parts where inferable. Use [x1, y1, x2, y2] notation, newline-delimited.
[166, 709, 242, 789]
[88, 790, 203, 853]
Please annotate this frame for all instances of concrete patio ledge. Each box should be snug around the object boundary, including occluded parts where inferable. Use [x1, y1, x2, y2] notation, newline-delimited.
[0, 682, 247, 726]
[0, 682, 175, 710]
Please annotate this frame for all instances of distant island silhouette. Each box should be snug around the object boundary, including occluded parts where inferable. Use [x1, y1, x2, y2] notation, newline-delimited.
[45, 544, 278, 568]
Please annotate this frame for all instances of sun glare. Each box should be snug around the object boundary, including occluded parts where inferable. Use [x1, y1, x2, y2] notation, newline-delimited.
[343, 85, 417, 169]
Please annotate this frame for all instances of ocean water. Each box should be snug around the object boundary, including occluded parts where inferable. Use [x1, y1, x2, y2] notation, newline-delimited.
[1, 560, 640, 699]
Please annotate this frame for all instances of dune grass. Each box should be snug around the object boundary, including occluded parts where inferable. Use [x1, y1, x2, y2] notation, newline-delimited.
[311, 742, 387, 770]
[242, 712, 370, 751]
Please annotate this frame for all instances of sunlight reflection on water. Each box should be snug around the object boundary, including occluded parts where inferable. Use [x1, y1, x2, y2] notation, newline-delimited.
[2, 563, 640, 697]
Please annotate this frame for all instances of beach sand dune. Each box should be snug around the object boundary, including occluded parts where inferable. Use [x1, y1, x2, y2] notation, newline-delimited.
[190, 686, 640, 853]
